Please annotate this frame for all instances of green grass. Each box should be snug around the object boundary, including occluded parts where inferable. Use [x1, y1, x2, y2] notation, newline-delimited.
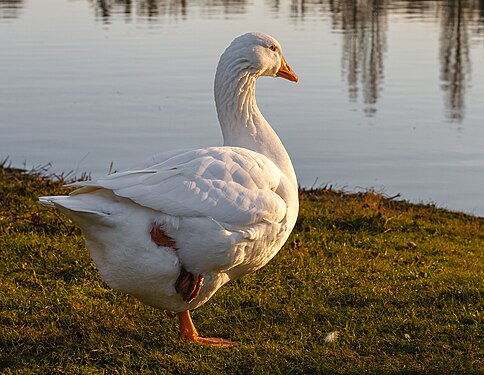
[1, 165, 483, 374]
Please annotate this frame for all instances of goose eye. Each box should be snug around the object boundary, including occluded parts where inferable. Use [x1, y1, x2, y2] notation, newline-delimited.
[269, 45, 277, 52]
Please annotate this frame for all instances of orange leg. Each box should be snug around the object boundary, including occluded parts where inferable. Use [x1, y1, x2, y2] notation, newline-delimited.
[178, 310, 240, 347]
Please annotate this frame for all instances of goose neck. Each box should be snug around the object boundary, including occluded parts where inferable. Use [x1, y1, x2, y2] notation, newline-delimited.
[214, 68, 297, 187]
[214, 71, 260, 147]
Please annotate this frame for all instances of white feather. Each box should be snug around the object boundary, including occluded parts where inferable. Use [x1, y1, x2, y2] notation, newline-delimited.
[324, 331, 339, 343]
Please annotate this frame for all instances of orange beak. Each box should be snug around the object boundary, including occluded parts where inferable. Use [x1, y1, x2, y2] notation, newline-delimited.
[276, 55, 298, 82]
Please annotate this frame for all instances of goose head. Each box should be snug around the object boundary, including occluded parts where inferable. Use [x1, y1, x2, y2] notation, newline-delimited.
[217, 32, 298, 82]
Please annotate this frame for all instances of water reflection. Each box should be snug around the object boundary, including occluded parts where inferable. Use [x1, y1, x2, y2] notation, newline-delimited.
[328, 0, 388, 116]
[1, 0, 483, 122]
[89, 0, 186, 21]
[287, 0, 388, 115]
[0, 0, 24, 19]
[288, 0, 483, 121]
[88, 0, 248, 22]
[439, 0, 475, 122]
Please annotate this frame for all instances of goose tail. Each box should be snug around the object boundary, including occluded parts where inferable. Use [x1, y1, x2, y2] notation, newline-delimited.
[39, 195, 67, 208]
[39, 195, 110, 217]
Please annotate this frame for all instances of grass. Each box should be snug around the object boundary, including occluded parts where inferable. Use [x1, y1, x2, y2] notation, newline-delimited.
[1, 165, 482, 374]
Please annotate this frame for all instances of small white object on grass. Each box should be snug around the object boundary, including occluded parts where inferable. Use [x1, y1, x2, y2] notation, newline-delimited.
[324, 331, 339, 343]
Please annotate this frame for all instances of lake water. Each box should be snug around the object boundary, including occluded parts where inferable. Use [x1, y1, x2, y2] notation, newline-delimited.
[1, 0, 483, 215]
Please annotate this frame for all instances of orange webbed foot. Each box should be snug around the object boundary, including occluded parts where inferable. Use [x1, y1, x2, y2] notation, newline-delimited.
[184, 335, 240, 348]
[178, 310, 239, 348]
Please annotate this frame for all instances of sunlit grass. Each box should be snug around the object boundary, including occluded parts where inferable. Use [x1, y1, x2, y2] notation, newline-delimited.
[1, 166, 482, 374]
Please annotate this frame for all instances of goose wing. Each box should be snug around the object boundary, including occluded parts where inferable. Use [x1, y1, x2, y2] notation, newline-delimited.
[69, 147, 287, 226]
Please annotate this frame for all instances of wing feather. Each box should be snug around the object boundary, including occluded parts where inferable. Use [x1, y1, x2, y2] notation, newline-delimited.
[70, 147, 287, 225]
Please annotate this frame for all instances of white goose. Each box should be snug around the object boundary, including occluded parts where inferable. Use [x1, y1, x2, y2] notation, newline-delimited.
[40, 32, 299, 347]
